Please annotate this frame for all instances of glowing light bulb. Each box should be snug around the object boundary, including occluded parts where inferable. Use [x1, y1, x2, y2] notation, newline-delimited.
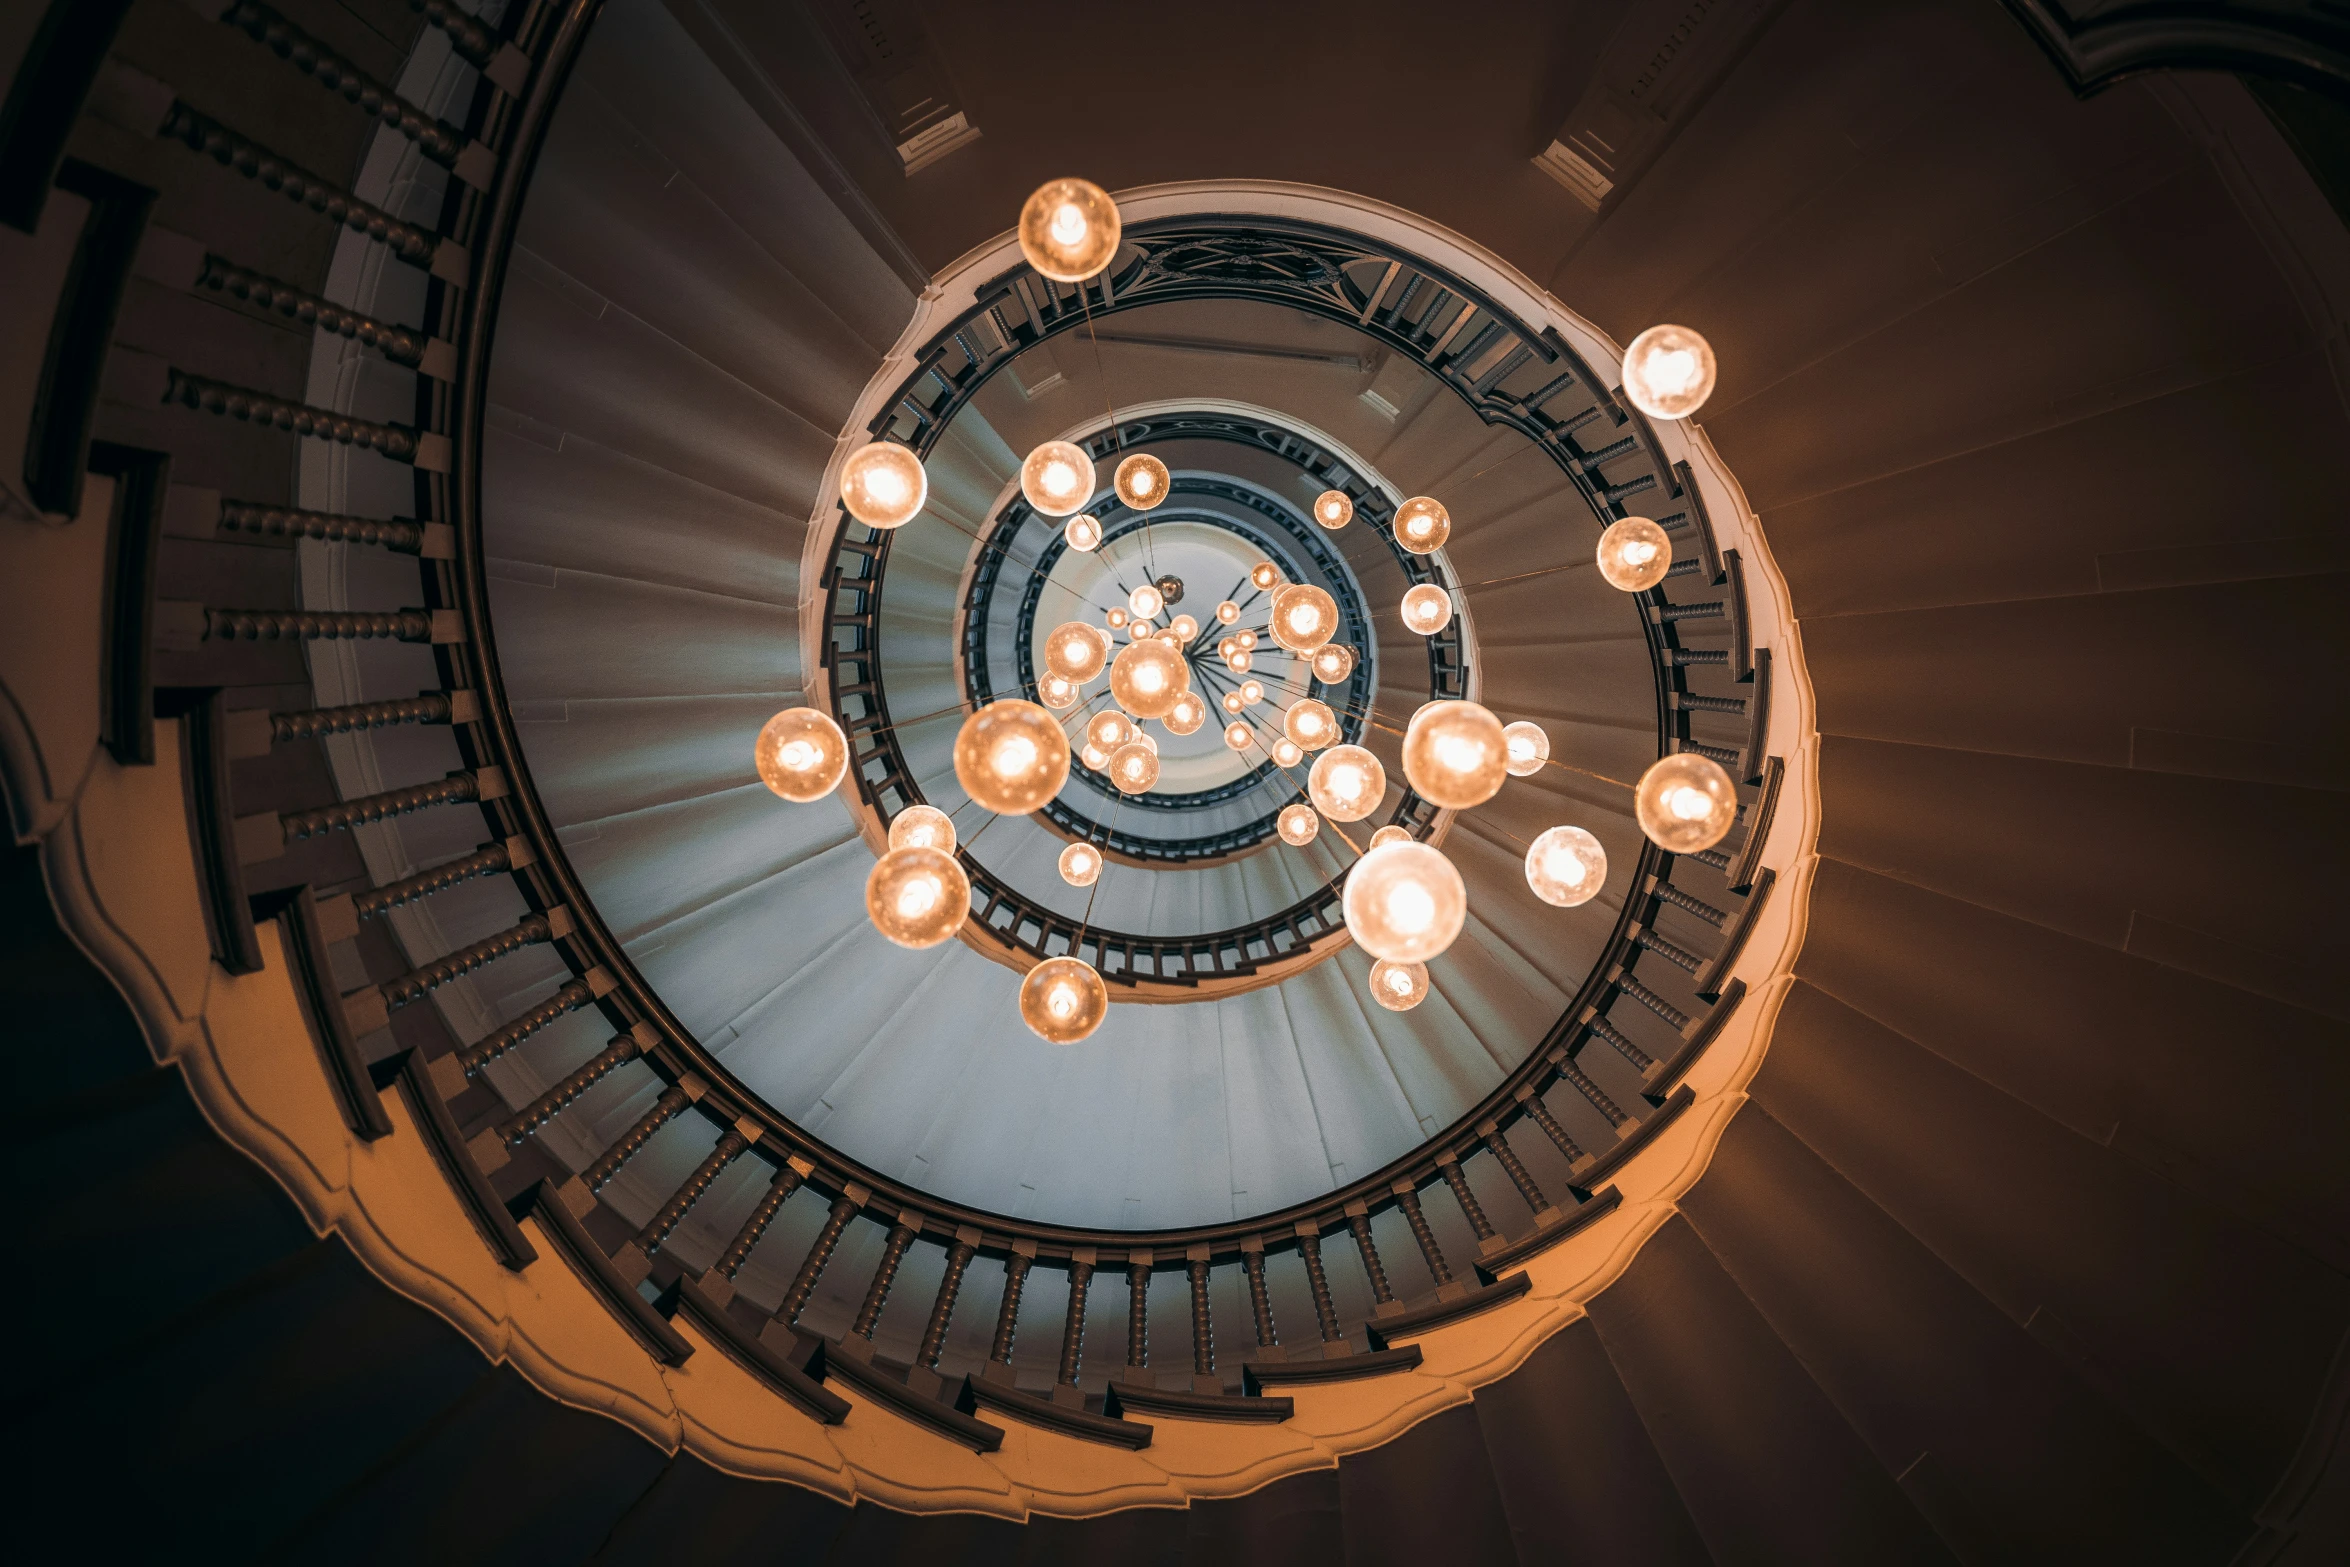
[1269, 583, 1339, 653]
[1503, 721, 1550, 777]
[1108, 740, 1160, 794]
[1065, 513, 1103, 552]
[1106, 608, 1129, 633]
[838, 442, 928, 528]
[1224, 722, 1253, 751]
[1128, 619, 1155, 641]
[1314, 490, 1354, 530]
[865, 846, 969, 947]
[1218, 637, 1238, 660]
[1310, 643, 1355, 685]
[1402, 700, 1507, 809]
[1595, 517, 1673, 592]
[1621, 324, 1717, 419]
[1086, 711, 1133, 752]
[1368, 958, 1429, 1012]
[1235, 630, 1257, 651]
[1278, 803, 1321, 846]
[1272, 738, 1303, 767]
[1044, 621, 1109, 683]
[1039, 673, 1079, 710]
[1109, 638, 1186, 719]
[888, 804, 956, 854]
[1227, 650, 1252, 674]
[755, 708, 848, 802]
[1635, 753, 1738, 852]
[1169, 614, 1198, 642]
[1250, 561, 1282, 590]
[1240, 679, 1264, 705]
[1020, 955, 1109, 1043]
[1216, 600, 1240, 625]
[1525, 825, 1606, 907]
[1400, 583, 1453, 636]
[1284, 698, 1337, 751]
[953, 700, 1070, 814]
[1114, 453, 1170, 510]
[1393, 496, 1450, 554]
[1343, 841, 1467, 963]
[1369, 825, 1411, 850]
[1309, 744, 1385, 821]
[1018, 178, 1121, 282]
[1021, 441, 1096, 516]
[1166, 691, 1207, 735]
[1059, 841, 1102, 886]
[1222, 691, 1245, 714]
[1129, 583, 1164, 620]
[1080, 742, 1110, 770]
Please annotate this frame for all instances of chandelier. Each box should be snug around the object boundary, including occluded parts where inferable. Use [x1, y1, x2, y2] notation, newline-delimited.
[760, 180, 1730, 1042]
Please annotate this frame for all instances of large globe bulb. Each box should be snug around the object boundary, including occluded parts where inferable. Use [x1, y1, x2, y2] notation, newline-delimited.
[1308, 744, 1385, 821]
[1250, 561, 1282, 590]
[1269, 583, 1340, 653]
[1058, 840, 1103, 887]
[1635, 753, 1738, 852]
[1085, 710, 1134, 752]
[1368, 958, 1429, 1012]
[1165, 691, 1207, 735]
[1343, 841, 1467, 963]
[1020, 956, 1109, 1044]
[838, 442, 927, 528]
[1525, 825, 1607, 907]
[1400, 583, 1453, 635]
[1402, 700, 1508, 809]
[1168, 613, 1198, 642]
[1064, 512, 1103, 551]
[1621, 323, 1717, 420]
[1393, 496, 1450, 554]
[1109, 638, 1187, 719]
[1044, 620, 1109, 681]
[887, 804, 956, 854]
[1113, 452, 1170, 509]
[1038, 673, 1079, 710]
[865, 846, 969, 948]
[953, 700, 1070, 814]
[1021, 441, 1096, 516]
[1272, 738, 1304, 767]
[1017, 178, 1121, 282]
[1223, 722, 1253, 751]
[1278, 803, 1321, 845]
[1595, 517, 1673, 591]
[1314, 490, 1354, 529]
[1503, 720, 1550, 777]
[1310, 643, 1356, 684]
[1128, 583, 1164, 621]
[1284, 698, 1338, 751]
[1107, 740, 1160, 795]
[755, 708, 848, 802]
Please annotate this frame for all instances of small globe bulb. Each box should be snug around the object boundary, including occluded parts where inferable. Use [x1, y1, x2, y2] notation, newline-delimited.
[1342, 841, 1467, 963]
[1114, 452, 1170, 510]
[1018, 178, 1122, 282]
[1065, 513, 1104, 552]
[1106, 606, 1129, 630]
[1108, 740, 1161, 794]
[1309, 744, 1385, 821]
[1272, 738, 1304, 767]
[1284, 698, 1338, 751]
[1310, 643, 1356, 684]
[839, 442, 928, 528]
[1400, 583, 1454, 636]
[1224, 722, 1253, 751]
[1525, 825, 1607, 907]
[1020, 955, 1109, 1044]
[865, 845, 969, 948]
[1621, 323, 1717, 420]
[755, 707, 848, 802]
[1250, 561, 1282, 590]
[1314, 490, 1354, 529]
[1109, 637, 1187, 719]
[1044, 620, 1109, 682]
[1503, 721, 1550, 777]
[1169, 614, 1198, 642]
[1059, 840, 1103, 887]
[1217, 637, 1238, 660]
[1132, 620, 1161, 642]
[888, 803, 956, 854]
[1369, 825, 1412, 850]
[1236, 630, 1258, 651]
[1368, 958, 1429, 1012]
[1215, 600, 1240, 624]
[1222, 690, 1246, 714]
[1086, 710, 1134, 752]
[1402, 700, 1508, 809]
[1278, 802, 1321, 846]
[1039, 673, 1080, 710]
[1021, 440, 1096, 516]
[1393, 496, 1450, 554]
[1080, 742, 1110, 770]
[1127, 584, 1162, 621]
[1269, 583, 1339, 653]
[1227, 650, 1252, 674]
[1240, 678, 1265, 705]
[1635, 752, 1738, 852]
[1165, 691, 1207, 735]
[953, 700, 1071, 814]
[1595, 517, 1673, 592]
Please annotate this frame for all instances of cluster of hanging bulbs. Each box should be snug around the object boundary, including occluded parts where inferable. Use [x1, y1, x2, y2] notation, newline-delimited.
[757, 177, 1737, 1041]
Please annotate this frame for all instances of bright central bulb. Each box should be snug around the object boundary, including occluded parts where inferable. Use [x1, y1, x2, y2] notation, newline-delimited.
[865, 467, 907, 504]
[1622, 540, 1658, 567]
[896, 876, 941, 918]
[1333, 764, 1363, 793]
[1385, 880, 1435, 935]
[1132, 469, 1155, 494]
[1542, 847, 1586, 885]
[1508, 735, 1536, 762]
[1652, 347, 1701, 394]
[1668, 785, 1711, 820]
[779, 739, 818, 771]
[1043, 460, 1078, 496]
[1136, 666, 1162, 692]
[995, 736, 1039, 775]
[1384, 969, 1411, 995]
[1048, 982, 1078, 1018]
[1288, 606, 1315, 633]
[1433, 733, 1483, 772]
[1049, 203, 1087, 246]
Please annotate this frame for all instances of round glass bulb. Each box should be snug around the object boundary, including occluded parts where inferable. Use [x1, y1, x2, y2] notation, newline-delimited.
[1503, 720, 1550, 777]
[1236, 630, 1258, 651]
[1393, 496, 1450, 554]
[1165, 691, 1207, 735]
[953, 700, 1070, 814]
[1402, 700, 1508, 809]
[1250, 562, 1282, 590]
[888, 803, 956, 854]
[1128, 583, 1164, 621]
[1269, 583, 1339, 653]
[1635, 753, 1738, 852]
[1108, 740, 1160, 794]
[1113, 452, 1170, 510]
[1221, 691, 1246, 715]
[865, 846, 969, 948]
[1215, 600, 1240, 625]
[1086, 710, 1133, 752]
[1368, 958, 1429, 1012]
[1128, 619, 1156, 641]
[755, 707, 848, 802]
[1595, 516, 1674, 592]
[1044, 621, 1109, 682]
[1039, 673, 1079, 710]
[1314, 490, 1354, 530]
[1058, 840, 1103, 887]
[1065, 513, 1103, 552]
[1310, 643, 1356, 684]
[1080, 742, 1110, 771]
[1284, 698, 1338, 751]
[1343, 841, 1467, 963]
[1240, 678, 1265, 705]
[1169, 614, 1198, 642]
[1278, 803, 1321, 846]
[1217, 637, 1238, 660]
[1525, 825, 1607, 907]
[1621, 323, 1717, 420]
[1020, 955, 1109, 1044]
[1272, 738, 1304, 767]
[1227, 650, 1252, 674]
[1369, 825, 1412, 850]
[1018, 178, 1122, 283]
[1224, 722, 1253, 751]
[1309, 744, 1386, 821]
[838, 442, 927, 529]
[1400, 583, 1454, 636]
[1020, 441, 1096, 517]
[1109, 637, 1187, 719]
[1106, 606, 1129, 631]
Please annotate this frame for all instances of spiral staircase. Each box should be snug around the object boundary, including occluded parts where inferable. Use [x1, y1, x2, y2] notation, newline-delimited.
[5, 0, 2348, 1561]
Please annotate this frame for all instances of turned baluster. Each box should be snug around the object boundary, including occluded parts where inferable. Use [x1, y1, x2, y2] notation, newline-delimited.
[1124, 1253, 1151, 1374]
[640, 1130, 748, 1253]
[777, 1195, 859, 1327]
[1482, 1123, 1554, 1219]
[849, 1216, 921, 1341]
[459, 975, 596, 1076]
[1517, 1087, 1589, 1164]
[380, 913, 552, 1012]
[496, 1026, 641, 1146]
[1186, 1251, 1215, 1376]
[715, 1164, 804, 1279]
[917, 1230, 979, 1370]
[582, 1085, 687, 1193]
[988, 1248, 1033, 1372]
[1295, 1226, 1344, 1344]
[353, 842, 514, 920]
[1391, 1182, 1455, 1288]
[1438, 1157, 1497, 1242]
[1057, 1253, 1095, 1388]
[1344, 1203, 1395, 1306]
[1240, 1239, 1280, 1351]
